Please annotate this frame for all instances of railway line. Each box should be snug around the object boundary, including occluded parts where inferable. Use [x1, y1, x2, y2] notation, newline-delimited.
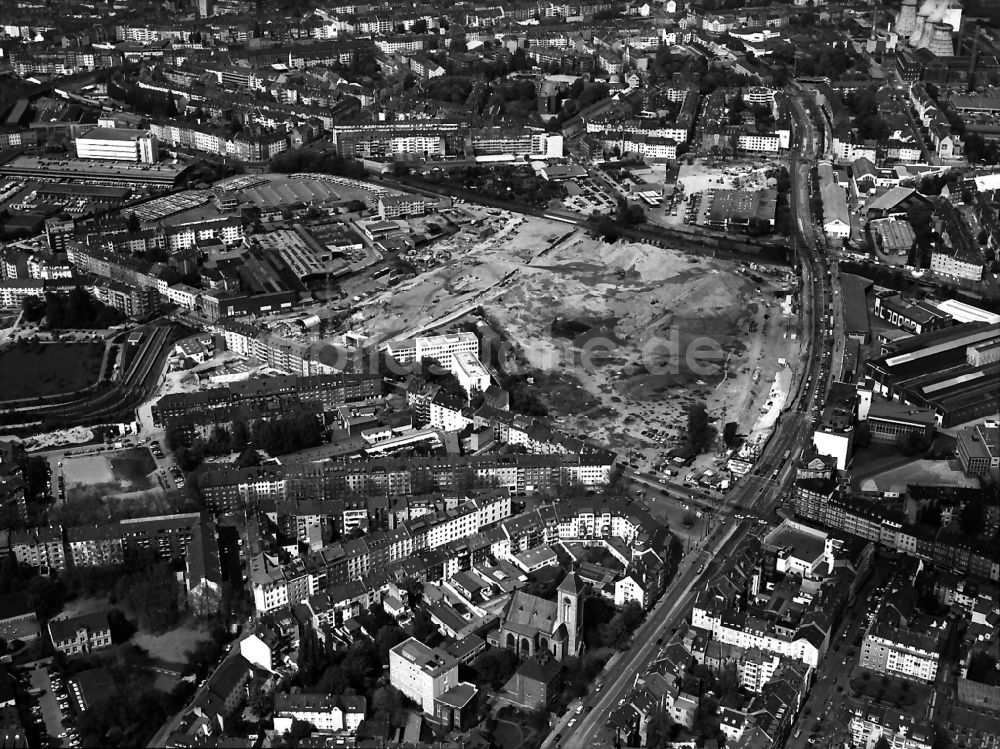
[0, 323, 177, 430]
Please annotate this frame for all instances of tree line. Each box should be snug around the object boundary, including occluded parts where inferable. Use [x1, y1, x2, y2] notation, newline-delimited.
[21, 287, 124, 329]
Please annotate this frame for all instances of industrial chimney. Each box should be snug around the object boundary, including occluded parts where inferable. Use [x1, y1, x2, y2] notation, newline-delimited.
[927, 23, 955, 56]
[910, 14, 926, 46]
[896, 0, 918, 38]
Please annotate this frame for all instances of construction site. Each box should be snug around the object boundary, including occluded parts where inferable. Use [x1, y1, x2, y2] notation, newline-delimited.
[349, 211, 803, 458]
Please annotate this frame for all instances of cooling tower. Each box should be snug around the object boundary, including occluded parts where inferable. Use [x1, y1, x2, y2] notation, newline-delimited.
[896, 0, 918, 37]
[910, 14, 926, 46]
[917, 17, 938, 48]
[942, 1, 963, 33]
[927, 23, 954, 56]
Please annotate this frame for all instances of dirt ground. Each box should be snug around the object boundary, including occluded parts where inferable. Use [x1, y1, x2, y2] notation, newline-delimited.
[343, 210, 801, 460]
[60, 447, 157, 498]
[486, 231, 800, 460]
[351, 213, 570, 341]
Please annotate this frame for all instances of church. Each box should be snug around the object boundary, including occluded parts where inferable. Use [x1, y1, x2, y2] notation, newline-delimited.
[490, 572, 587, 661]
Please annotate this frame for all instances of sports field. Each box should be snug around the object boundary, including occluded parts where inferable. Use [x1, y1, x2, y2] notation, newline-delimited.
[0, 342, 104, 402]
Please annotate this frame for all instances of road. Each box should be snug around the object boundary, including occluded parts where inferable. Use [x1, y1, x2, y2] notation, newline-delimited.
[550, 87, 832, 749]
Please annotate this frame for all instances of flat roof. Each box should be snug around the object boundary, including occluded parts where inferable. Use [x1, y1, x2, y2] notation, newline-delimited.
[840, 273, 872, 335]
[767, 525, 826, 563]
[435, 682, 478, 709]
[933, 299, 1000, 325]
[867, 398, 937, 425]
[78, 127, 149, 142]
[0, 155, 186, 185]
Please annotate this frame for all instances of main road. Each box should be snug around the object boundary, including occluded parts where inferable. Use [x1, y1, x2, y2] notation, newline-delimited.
[551, 88, 830, 749]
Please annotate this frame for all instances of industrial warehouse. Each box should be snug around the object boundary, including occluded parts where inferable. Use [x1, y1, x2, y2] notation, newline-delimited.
[866, 321, 1000, 427]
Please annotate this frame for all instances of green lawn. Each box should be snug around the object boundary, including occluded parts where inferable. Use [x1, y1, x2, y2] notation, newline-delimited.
[0, 342, 104, 401]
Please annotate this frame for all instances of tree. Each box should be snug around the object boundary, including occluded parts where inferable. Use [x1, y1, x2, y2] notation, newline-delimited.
[287, 719, 313, 741]
[372, 685, 404, 721]
[470, 649, 519, 690]
[375, 625, 407, 662]
[854, 420, 872, 449]
[229, 420, 249, 452]
[297, 625, 328, 686]
[21, 295, 44, 323]
[317, 664, 349, 694]
[683, 401, 716, 455]
[875, 737, 892, 749]
[112, 563, 181, 633]
[958, 499, 985, 537]
[722, 421, 739, 449]
[411, 610, 439, 645]
[646, 708, 674, 748]
[248, 686, 272, 718]
[896, 431, 926, 456]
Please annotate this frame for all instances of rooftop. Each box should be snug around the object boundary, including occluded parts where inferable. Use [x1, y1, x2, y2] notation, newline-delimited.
[391, 637, 457, 677]
[78, 127, 151, 142]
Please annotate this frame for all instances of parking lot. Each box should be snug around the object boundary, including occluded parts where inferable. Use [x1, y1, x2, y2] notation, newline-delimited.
[27, 662, 79, 748]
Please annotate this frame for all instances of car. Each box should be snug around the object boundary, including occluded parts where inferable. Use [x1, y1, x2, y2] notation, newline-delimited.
[575, 705, 583, 714]
[595, 683, 603, 692]
[568, 719, 577, 728]
[618, 698, 626, 706]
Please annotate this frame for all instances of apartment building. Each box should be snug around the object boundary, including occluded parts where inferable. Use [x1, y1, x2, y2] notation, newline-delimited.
[389, 638, 459, 714]
[691, 607, 825, 668]
[273, 693, 366, 734]
[860, 627, 941, 682]
[11, 526, 66, 571]
[849, 704, 934, 749]
[930, 249, 984, 282]
[48, 611, 113, 656]
[377, 194, 436, 219]
[0, 279, 45, 308]
[66, 526, 125, 567]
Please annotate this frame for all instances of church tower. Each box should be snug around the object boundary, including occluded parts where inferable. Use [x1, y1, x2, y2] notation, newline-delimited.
[558, 572, 586, 657]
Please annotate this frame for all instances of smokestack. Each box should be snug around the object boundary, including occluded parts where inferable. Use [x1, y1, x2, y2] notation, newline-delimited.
[910, 14, 926, 46]
[927, 23, 954, 56]
[896, 0, 918, 38]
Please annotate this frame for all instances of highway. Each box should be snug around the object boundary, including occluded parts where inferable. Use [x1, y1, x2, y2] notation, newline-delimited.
[549, 87, 832, 749]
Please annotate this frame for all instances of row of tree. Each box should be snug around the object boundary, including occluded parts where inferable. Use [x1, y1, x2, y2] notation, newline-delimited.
[21, 288, 124, 329]
[269, 149, 367, 179]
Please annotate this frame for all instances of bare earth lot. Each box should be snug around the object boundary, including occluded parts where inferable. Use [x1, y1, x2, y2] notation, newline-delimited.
[347, 213, 800, 458]
[61, 447, 158, 498]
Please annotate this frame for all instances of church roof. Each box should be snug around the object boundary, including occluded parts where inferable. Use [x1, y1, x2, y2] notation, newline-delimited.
[557, 571, 587, 597]
[502, 590, 566, 639]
